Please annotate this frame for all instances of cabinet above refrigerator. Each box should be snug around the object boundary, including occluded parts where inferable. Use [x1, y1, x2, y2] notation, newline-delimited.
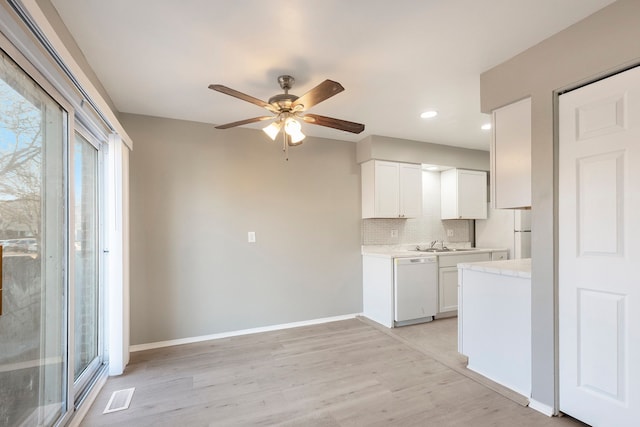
[475, 205, 531, 259]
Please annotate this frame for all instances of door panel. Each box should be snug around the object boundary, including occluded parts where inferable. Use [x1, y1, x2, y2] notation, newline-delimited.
[73, 132, 101, 394]
[0, 49, 66, 427]
[559, 65, 640, 426]
[577, 289, 625, 400]
[577, 152, 624, 255]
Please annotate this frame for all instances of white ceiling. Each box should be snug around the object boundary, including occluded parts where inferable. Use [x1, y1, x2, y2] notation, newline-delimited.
[50, 0, 615, 151]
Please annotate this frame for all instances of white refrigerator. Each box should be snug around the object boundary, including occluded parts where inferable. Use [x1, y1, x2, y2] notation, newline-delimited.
[475, 204, 531, 259]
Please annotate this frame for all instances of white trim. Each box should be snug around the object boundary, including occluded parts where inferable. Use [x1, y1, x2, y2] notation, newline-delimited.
[528, 399, 555, 417]
[130, 313, 360, 352]
[16, 0, 132, 149]
[122, 147, 130, 367]
[106, 134, 127, 375]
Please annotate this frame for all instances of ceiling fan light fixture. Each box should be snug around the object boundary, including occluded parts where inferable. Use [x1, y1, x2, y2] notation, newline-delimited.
[284, 117, 302, 134]
[263, 121, 282, 140]
[284, 117, 305, 144]
[288, 129, 305, 144]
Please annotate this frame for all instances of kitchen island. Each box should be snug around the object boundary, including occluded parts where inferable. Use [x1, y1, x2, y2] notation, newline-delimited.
[458, 258, 531, 398]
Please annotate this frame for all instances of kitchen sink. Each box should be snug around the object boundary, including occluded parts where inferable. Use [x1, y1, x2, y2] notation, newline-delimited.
[413, 247, 477, 253]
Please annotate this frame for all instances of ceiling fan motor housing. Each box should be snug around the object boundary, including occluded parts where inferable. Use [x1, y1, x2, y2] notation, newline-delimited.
[268, 93, 299, 111]
[269, 75, 299, 111]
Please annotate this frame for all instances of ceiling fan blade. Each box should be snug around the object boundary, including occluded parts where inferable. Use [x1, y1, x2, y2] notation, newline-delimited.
[208, 84, 278, 113]
[292, 80, 344, 111]
[303, 113, 365, 134]
[215, 116, 274, 129]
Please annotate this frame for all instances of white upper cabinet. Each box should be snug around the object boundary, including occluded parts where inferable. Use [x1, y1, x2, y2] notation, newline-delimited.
[361, 160, 422, 218]
[491, 98, 531, 209]
[440, 169, 487, 219]
[398, 162, 423, 218]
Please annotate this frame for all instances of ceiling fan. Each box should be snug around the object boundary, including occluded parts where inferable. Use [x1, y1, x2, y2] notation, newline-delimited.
[208, 75, 365, 156]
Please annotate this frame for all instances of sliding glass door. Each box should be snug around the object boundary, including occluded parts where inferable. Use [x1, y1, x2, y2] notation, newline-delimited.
[0, 49, 67, 427]
[73, 131, 103, 398]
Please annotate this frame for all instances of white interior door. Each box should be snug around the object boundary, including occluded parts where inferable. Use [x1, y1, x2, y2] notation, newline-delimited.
[559, 66, 640, 426]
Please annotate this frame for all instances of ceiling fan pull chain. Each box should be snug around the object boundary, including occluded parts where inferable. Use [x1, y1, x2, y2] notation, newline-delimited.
[283, 131, 289, 161]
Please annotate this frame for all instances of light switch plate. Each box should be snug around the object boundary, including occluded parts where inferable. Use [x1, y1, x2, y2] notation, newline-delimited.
[248, 231, 256, 243]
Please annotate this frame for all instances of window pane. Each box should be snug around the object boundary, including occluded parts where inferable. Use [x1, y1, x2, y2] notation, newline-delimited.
[73, 133, 99, 382]
[0, 51, 66, 426]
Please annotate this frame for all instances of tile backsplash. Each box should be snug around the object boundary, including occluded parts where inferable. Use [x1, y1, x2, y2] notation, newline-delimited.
[361, 217, 472, 245]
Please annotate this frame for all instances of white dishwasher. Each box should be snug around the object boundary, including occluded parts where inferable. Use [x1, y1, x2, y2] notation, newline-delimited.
[394, 256, 438, 326]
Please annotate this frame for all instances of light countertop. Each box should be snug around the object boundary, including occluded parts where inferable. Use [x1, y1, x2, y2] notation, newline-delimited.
[458, 258, 531, 278]
[361, 245, 506, 259]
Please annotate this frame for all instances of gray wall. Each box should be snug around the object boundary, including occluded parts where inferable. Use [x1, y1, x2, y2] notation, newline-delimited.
[123, 114, 362, 345]
[480, 0, 640, 411]
[357, 135, 490, 170]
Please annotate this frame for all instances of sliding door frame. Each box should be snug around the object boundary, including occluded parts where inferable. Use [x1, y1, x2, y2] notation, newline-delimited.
[71, 125, 107, 406]
[0, 9, 111, 426]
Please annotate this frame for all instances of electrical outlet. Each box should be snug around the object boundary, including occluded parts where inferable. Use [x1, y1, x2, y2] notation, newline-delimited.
[248, 231, 256, 243]
[446, 229, 454, 237]
[390, 229, 398, 238]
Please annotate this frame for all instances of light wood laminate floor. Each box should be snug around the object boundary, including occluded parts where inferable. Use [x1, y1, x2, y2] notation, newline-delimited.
[80, 317, 586, 426]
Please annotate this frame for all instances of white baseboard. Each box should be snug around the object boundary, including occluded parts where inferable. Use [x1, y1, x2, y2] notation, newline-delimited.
[129, 313, 360, 352]
[528, 399, 555, 417]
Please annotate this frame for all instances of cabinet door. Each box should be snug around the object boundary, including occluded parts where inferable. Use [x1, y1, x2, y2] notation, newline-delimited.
[374, 161, 400, 217]
[492, 98, 531, 209]
[441, 169, 487, 219]
[439, 266, 459, 313]
[362, 255, 394, 328]
[440, 169, 458, 219]
[457, 170, 487, 219]
[399, 163, 422, 218]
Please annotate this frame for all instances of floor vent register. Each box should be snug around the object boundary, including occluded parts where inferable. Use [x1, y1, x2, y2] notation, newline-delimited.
[103, 387, 135, 414]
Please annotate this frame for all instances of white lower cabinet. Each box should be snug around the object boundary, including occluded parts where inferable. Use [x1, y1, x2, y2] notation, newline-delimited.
[363, 250, 504, 325]
[437, 252, 491, 315]
[458, 264, 531, 397]
[438, 267, 459, 313]
[362, 255, 394, 328]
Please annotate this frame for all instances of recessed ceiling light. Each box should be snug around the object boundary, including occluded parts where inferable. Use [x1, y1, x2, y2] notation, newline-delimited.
[481, 123, 492, 130]
[420, 110, 438, 119]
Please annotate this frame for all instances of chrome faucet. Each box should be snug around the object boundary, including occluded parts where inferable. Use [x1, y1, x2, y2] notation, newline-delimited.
[430, 240, 446, 250]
